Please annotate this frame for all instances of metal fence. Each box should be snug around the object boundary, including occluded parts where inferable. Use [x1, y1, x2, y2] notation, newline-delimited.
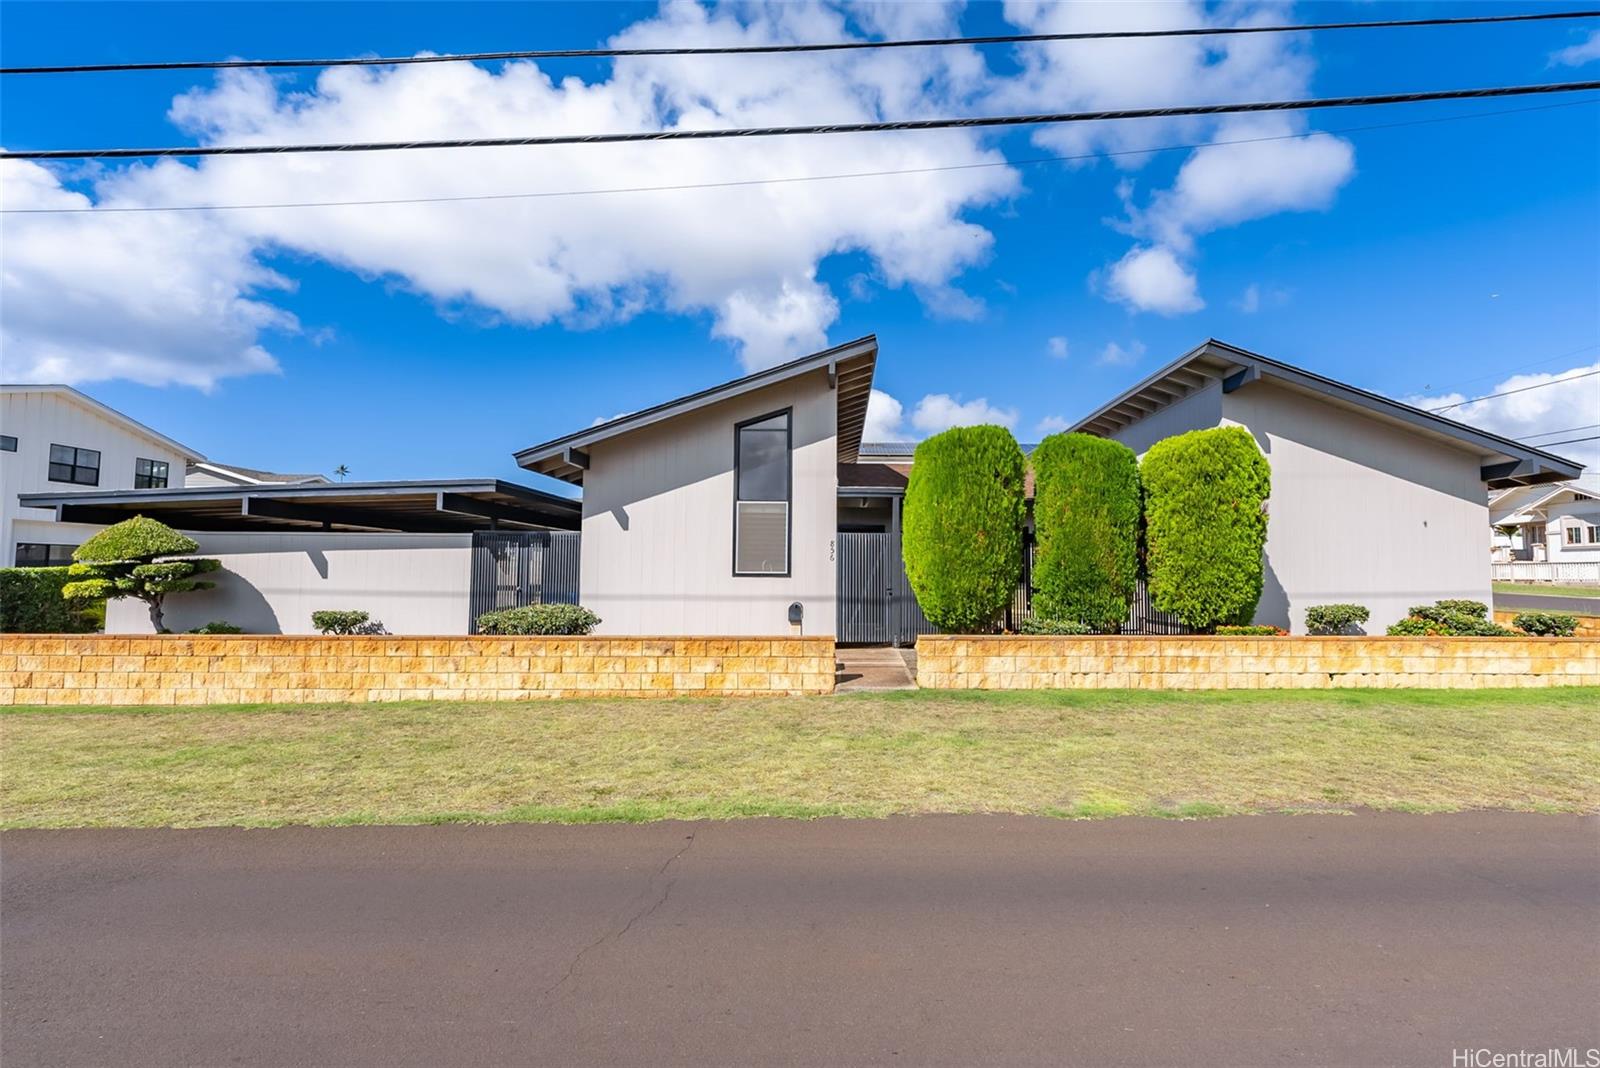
[837, 531, 935, 646]
[467, 531, 581, 632]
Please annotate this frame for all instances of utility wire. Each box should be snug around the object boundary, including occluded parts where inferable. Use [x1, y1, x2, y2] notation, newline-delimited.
[1526, 434, 1600, 448]
[4, 9, 1595, 74]
[1422, 341, 1600, 394]
[9, 97, 1588, 217]
[1430, 368, 1600, 413]
[6, 80, 1599, 161]
[1521, 423, 1600, 441]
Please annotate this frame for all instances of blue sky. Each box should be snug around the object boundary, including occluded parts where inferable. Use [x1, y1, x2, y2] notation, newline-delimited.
[3, 1, 1597, 487]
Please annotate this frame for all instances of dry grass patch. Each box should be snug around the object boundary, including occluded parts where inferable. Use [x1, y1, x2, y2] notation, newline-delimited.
[2, 688, 1596, 828]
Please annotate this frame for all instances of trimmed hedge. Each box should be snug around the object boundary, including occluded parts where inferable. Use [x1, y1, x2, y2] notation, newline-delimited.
[1029, 432, 1141, 632]
[1304, 603, 1370, 635]
[902, 426, 1027, 633]
[1140, 426, 1271, 632]
[1017, 616, 1093, 635]
[1512, 611, 1579, 637]
[475, 603, 600, 635]
[1387, 600, 1513, 637]
[0, 568, 98, 633]
[312, 610, 377, 635]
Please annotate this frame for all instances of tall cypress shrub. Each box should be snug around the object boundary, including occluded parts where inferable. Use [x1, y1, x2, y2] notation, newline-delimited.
[1140, 426, 1271, 632]
[902, 425, 1026, 633]
[1029, 432, 1141, 632]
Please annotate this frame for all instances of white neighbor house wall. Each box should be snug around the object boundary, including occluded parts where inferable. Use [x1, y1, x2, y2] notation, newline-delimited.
[1107, 379, 1493, 633]
[1, 387, 196, 566]
[1544, 496, 1600, 561]
[106, 532, 473, 635]
[579, 371, 838, 636]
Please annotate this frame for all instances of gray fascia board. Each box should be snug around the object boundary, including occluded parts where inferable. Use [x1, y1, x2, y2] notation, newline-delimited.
[513, 335, 878, 469]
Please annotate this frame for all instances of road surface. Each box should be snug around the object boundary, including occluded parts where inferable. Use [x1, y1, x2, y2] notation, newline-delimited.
[4, 814, 1597, 1066]
[1494, 591, 1600, 615]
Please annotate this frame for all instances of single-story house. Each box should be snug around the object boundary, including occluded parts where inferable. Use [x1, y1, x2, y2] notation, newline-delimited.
[16, 336, 1584, 637]
[1490, 480, 1600, 563]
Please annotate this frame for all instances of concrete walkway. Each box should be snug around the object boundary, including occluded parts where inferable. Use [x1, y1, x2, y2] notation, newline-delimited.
[834, 646, 917, 691]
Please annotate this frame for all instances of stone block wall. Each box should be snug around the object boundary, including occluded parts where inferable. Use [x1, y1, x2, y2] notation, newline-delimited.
[0, 635, 836, 705]
[916, 635, 1600, 690]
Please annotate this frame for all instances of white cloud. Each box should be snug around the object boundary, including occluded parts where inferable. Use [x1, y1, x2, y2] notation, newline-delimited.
[910, 393, 1019, 433]
[863, 388, 906, 441]
[1105, 246, 1202, 315]
[1551, 30, 1600, 67]
[1098, 340, 1147, 367]
[1046, 336, 1069, 359]
[1236, 284, 1262, 314]
[993, 2, 1353, 315]
[1403, 363, 1600, 475]
[1035, 414, 1071, 435]
[0, 158, 293, 389]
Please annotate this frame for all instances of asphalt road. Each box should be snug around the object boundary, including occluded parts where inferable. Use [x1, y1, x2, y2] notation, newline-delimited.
[1494, 591, 1600, 615]
[4, 814, 1597, 1067]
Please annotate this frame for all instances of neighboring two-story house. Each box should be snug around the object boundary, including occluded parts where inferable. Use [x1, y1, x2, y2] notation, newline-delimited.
[0, 384, 204, 568]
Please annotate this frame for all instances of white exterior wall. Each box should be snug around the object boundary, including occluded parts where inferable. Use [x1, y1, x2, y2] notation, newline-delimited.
[1, 389, 193, 565]
[1222, 382, 1492, 632]
[105, 532, 473, 635]
[579, 372, 838, 636]
[1545, 497, 1600, 560]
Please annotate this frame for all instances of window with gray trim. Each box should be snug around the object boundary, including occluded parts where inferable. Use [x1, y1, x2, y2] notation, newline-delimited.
[14, 543, 76, 567]
[135, 457, 170, 488]
[48, 444, 100, 485]
[733, 410, 791, 576]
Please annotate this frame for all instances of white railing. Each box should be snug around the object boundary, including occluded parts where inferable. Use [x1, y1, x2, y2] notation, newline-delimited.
[1491, 560, 1600, 584]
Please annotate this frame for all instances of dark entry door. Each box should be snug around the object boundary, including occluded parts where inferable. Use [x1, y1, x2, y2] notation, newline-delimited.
[837, 530, 934, 645]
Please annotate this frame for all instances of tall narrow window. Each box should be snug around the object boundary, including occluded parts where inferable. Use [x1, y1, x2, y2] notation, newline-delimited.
[48, 444, 100, 486]
[135, 458, 170, 488]
[734, 410, 791, 576]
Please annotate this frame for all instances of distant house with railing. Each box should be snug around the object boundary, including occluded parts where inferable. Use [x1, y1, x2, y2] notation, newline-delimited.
[1490, 480, 1600, 582]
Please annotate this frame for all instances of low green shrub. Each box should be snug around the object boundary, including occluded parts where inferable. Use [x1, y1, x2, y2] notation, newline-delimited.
[0, 567, 98, 633]
[311, 609, 375, 635]
[1018, 616, 1093, 635]
[188, 621, 244, 635]
[1512, 611, 1579, 637]
[1387, 600, 1513, 637]
[1304, 603, 1370, 635]
[475, 603, 601, 636]
[1215, 624, 1286, 636]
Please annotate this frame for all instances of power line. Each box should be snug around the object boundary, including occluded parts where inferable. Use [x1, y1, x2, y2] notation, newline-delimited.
[1527, 434, 1600, 448]
[1422, 341, 1600, 394]
[1430, 368, 1600, 412]
[6, 80, 1598, 161]
[9, 97, 1589, 217]
[1521, 423, 1600, 441]
[5, 10, 1595, 75]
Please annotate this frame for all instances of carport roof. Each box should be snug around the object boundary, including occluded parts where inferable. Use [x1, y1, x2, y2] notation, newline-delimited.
[18, 479, 580, 533]
[515, 335, 878, 485]
[1071, 339, 1585, 488]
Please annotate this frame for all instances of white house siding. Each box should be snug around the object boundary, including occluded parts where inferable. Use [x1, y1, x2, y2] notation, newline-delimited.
[579, 371, 838, 636]
[105, 532, 473, 635]
[1, 389, 193, 565]
[1221, 382, 1491, 632]
[182, 470, 244, 488]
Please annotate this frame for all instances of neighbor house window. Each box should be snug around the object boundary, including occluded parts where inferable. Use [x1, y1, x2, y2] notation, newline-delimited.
[1589, 525, 1600, 545]
[14, 543, 76, 568]
[135, 458, 169, 488]
[48, 444, 100, 486]
[0, 435, 16, 452]
[1566, 526, 1583, 546]
[733, 409, 791, 576]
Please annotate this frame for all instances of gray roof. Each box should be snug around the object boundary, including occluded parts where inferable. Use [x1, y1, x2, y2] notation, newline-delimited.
[1071, 339, 1584, 488]
[188, 460, 329, 484]
[517, 336, 878, 484]
[18, 479, 580, 533]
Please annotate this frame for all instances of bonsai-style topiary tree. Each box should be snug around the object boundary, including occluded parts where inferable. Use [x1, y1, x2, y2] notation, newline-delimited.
[902, 425, 1026, 633]
[62, 516, 220, 633]
[1140, 426, 1271, 633]
[1029, 432, 1141, 632]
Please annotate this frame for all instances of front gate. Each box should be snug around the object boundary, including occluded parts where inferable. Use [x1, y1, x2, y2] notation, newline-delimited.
[837, 531, 934, 645]
[468, 531, 581, 632]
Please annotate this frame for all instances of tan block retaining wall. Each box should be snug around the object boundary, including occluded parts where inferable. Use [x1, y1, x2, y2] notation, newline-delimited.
[916, 635, 1600, 690]
[0, 635, 836, 705]
[1494, 609, 1600, 638]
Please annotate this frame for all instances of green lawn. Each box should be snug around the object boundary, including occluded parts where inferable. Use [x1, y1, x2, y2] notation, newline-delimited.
[2, 689, 1597, 829]
[1494, 581, 1600, 602]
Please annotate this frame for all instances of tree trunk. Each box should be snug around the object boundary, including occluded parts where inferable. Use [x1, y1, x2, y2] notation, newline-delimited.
[147, 596, 166, 634]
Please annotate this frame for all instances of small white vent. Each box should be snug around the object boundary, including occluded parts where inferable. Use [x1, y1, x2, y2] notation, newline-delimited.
[735, 501, 789, 575]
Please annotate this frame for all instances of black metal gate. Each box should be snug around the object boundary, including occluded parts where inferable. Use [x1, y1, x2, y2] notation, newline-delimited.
[837, 531, 934, 646]
[468, 531, 581, 632]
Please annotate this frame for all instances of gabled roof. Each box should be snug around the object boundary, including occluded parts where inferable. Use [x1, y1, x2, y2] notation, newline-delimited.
[516, 336, 878, 485]
[1490, 480, 1600, 524]
[1, 383, 205, 461]
[1071, 340, 1584, 488]
[188, 460, 330, 485]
